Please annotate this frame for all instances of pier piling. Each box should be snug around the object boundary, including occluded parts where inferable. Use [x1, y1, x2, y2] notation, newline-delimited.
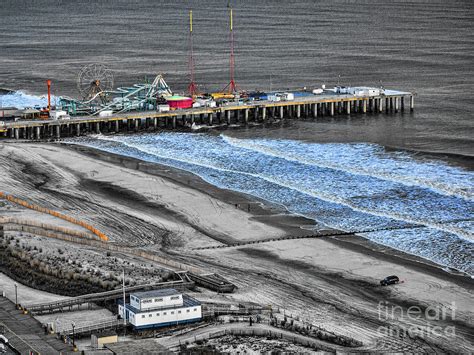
[3, 91, 414, 140]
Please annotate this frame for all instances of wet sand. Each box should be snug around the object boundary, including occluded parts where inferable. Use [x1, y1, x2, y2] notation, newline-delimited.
[0, 141, 472, 352]
[63, 143, 473, 286]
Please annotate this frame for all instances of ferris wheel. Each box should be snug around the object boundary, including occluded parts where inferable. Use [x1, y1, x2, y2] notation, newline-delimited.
[76, 63, 114, 101]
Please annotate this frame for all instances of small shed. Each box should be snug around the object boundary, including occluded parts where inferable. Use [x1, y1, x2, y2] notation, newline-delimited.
[91, 331, 118, 349]
[20, 109, 41, 120]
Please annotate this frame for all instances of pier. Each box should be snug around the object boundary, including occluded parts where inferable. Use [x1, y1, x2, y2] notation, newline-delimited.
[0, 91, 414, 140]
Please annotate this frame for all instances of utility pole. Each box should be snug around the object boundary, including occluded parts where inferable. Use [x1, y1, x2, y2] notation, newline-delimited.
[14, 283, 17, 308]
[71, 322, 76, 350]
[122, 268, 126, 335]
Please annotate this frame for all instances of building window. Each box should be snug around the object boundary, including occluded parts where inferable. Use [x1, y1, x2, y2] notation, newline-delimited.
[170, 296, 180, 300]
[178, 310, 181, 314]
[186, 309, 190, 313]
[194, 308, 197, 312]
[171, 311, 174, 315]
[141, 315, 145, 318]
[149, 314, 152, 317]
[154, 298, 163, 302]
[163, 312, 167, 315]
[156, 313, 160, 316]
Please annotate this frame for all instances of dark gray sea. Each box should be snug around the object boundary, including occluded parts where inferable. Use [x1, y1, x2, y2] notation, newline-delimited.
[1, 0, 473, 273]
[1, 0, 473, 156]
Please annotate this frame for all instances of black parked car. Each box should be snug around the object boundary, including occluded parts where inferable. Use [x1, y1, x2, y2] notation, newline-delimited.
[380, 275, 400, 286]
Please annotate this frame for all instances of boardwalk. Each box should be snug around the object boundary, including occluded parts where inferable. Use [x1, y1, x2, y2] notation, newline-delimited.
[0, 296, 73, 354]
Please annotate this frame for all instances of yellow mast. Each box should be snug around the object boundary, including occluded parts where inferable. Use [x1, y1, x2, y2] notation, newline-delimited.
[190, 10, 193, 32]
[230, 8, 233, 31]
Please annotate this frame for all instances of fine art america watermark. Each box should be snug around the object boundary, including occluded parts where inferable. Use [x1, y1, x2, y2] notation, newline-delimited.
[377, 301, 456, 338]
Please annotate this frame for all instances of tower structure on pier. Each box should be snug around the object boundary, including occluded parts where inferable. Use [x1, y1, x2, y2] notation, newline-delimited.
[223, 8, 238, 93]
[188, 10, 198, 97]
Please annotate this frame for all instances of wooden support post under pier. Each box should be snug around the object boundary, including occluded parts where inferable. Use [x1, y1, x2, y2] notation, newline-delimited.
[410, 95, 414, 111]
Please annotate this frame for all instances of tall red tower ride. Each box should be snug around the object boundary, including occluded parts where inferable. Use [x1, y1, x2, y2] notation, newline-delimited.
[188, 10, 198, 97]
[223, 8, 237, 94]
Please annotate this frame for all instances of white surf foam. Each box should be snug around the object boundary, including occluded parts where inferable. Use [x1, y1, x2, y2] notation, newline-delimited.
[222, 135, 474, 202]
[91, 133, 474, 242]
[0, 91, 58, 109]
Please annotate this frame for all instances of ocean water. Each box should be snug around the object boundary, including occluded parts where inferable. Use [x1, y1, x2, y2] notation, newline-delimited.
[1, 0, 474, 156]
[0, 91, 58, 109]
[70, 132, 474, 275]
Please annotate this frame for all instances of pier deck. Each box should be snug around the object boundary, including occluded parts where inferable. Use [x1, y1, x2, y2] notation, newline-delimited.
[1, 90, 414, 140]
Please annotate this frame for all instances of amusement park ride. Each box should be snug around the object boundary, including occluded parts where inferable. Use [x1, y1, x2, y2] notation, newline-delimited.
[58, 63, 173, 116]
[55, 8, 238, 117]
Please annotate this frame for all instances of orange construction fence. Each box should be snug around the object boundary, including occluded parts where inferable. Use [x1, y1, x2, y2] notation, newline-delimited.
[0, 191, 108, 241]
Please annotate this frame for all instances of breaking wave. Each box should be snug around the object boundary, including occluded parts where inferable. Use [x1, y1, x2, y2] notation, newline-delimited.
[0, 91, 58, 109]
[69, 132, 474, 275]
[222, 136, 474, 202]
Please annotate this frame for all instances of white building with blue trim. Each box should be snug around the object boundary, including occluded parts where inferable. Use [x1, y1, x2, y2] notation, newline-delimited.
[118, 288, 202, 330]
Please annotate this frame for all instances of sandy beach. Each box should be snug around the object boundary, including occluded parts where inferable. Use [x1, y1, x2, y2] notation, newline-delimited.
[0, 141, 472, 353]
